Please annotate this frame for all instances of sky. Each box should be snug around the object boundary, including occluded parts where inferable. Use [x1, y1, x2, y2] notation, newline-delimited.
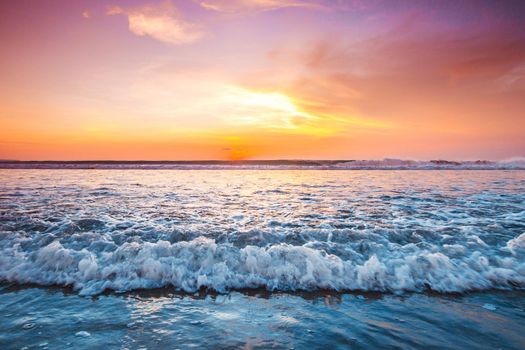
[0, 0, 524, 161]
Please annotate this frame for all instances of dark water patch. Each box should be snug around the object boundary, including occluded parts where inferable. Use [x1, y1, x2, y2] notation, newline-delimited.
[3, 280, 524, 301]
[75, 219, 106, 231]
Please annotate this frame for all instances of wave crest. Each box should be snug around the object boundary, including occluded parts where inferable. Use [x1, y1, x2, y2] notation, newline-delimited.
[2, 235, 524, 295]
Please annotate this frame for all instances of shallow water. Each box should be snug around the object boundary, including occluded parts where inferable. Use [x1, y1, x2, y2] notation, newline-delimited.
[1, 169, 525, 348]
[1, 286, 525, 349]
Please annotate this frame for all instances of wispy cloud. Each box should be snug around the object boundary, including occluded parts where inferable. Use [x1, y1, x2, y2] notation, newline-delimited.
[107, 1, 203, 45]
[237, 13, 525, 143]
[197, 0, 321, 13]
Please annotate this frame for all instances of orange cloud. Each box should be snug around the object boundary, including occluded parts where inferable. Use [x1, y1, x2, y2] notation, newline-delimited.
[107, 1, 203, 45]
[246, 16, 525, 140]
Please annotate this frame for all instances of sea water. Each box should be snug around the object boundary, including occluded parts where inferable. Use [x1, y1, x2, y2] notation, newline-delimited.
[1, 169, 524, 349]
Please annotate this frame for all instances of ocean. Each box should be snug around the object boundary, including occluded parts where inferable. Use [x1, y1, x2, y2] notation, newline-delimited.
[1, 169, 524, 349]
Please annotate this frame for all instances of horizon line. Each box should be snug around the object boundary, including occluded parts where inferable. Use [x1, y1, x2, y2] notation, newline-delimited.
[0, 158, 513, 163]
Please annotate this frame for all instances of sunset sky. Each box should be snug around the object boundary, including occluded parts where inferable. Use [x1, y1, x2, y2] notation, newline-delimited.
[1, 0, 524, 160]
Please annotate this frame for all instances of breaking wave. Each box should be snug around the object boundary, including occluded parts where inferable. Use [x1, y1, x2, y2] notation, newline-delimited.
[1, 233, 525, 296]
[1, 169, 524, 295]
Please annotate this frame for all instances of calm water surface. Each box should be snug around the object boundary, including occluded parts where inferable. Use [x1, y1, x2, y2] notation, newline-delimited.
[1, 170, 524, 349]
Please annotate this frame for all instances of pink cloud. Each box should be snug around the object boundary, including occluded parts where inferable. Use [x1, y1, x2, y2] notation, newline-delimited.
[196, 0, 322, 13]
[107, 1, 204, 45]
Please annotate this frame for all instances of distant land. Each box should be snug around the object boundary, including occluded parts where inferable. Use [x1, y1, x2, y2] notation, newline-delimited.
[1, 159, 524, 170]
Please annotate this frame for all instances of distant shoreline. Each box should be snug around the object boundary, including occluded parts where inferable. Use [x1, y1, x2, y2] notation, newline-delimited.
[1, 159, 524, 170]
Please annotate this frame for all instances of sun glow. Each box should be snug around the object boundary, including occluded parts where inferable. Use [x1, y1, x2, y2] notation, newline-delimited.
[230, 89, 302, 114]
[220, 87, 321, 131]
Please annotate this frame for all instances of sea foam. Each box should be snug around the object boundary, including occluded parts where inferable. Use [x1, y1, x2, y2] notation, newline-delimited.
[1, 233, 524, 295]
[1, 169, 524, 295]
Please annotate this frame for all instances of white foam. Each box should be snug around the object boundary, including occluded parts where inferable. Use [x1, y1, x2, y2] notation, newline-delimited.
[1, 169, 524, 296]
[507, 233, 525, 254]
[75, 331, 91, 337]
[1, 234, 524, 296]
[482, 303, 497, 311]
